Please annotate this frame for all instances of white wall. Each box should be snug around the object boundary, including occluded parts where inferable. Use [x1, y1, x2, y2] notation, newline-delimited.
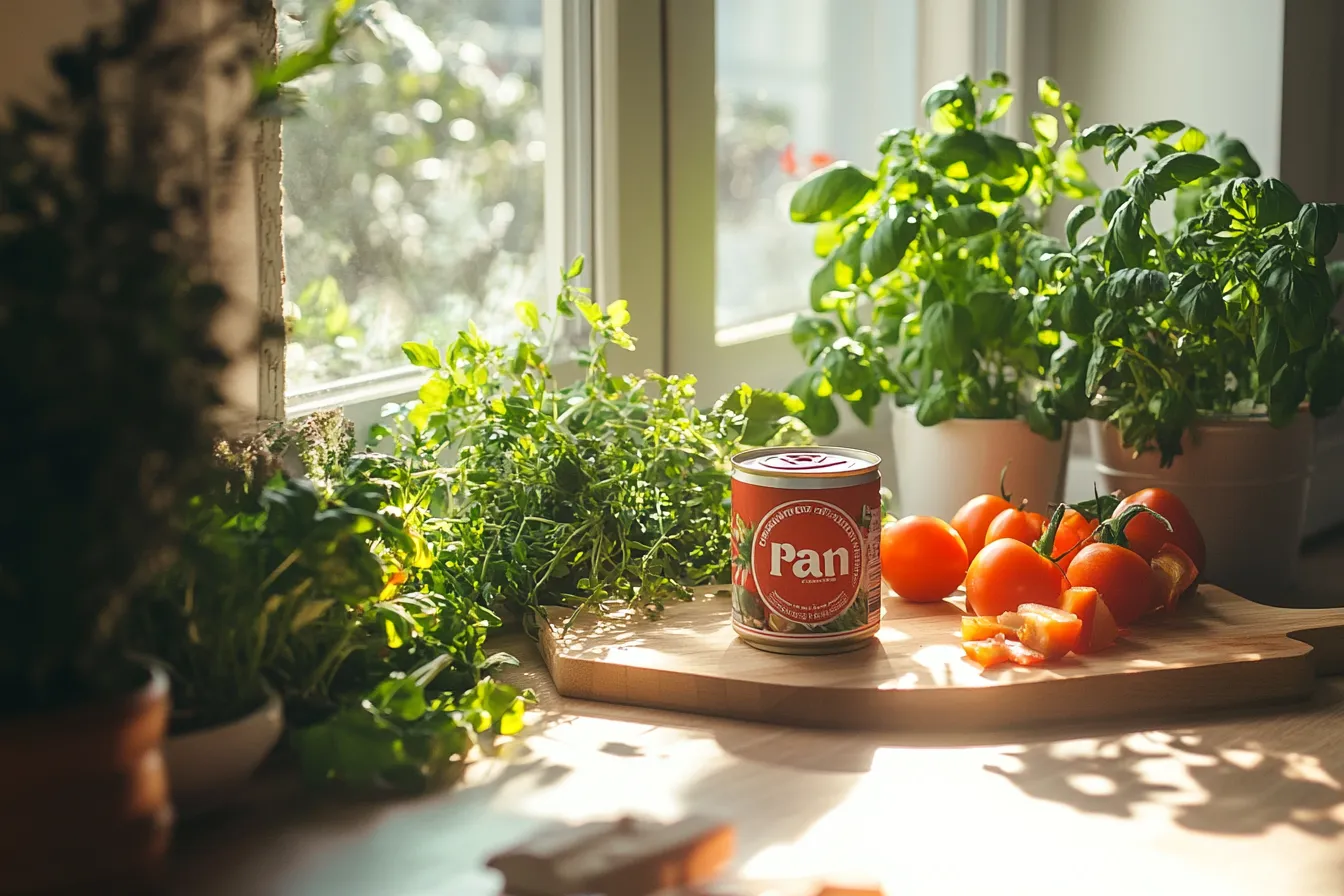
[1054, 0, 1285, 180]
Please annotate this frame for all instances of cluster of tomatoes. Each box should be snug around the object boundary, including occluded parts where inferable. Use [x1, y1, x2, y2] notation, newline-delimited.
[879, 485, 1206, 668]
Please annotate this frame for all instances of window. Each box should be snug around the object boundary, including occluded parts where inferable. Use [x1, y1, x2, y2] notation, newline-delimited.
[279, 0, 551, 400]
[714, 0, 917, 333]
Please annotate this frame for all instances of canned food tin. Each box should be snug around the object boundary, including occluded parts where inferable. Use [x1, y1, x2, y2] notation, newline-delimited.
[729, 447, 882, 654]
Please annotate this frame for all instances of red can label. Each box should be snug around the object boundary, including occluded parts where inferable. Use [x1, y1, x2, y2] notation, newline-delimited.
[730, 454, 881, 646]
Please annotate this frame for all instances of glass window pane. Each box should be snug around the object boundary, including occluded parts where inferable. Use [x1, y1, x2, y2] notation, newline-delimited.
[280, 0, 546, 395]
[715, 0, 917, 331]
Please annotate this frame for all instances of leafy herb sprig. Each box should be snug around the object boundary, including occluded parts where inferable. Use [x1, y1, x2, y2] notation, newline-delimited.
[786, 74, 1097, 437]
[1040, 120, 1344, 463]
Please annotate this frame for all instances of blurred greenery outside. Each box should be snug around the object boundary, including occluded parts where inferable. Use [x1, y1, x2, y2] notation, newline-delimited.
[280, 0, 546, 393]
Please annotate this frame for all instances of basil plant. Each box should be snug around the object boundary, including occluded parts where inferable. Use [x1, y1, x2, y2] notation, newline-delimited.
[786, 74, 1096, 438]
[1034, 119, 1344, 465]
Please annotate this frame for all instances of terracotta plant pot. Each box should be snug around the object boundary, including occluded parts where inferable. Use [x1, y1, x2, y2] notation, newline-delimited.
[0, 663, 173, 895]
[165, 689, 284, 817]
[1088, 414, 1315, 599]
[890, 405, 1071, 521]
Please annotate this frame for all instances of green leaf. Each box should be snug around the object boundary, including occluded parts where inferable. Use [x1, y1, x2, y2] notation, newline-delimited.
[1026, 390, 1062, 440]
[1269, 361, 1308, 427]
[1058, 283, 1096, 334]
[791, 314, 839, 363]
[402, 341, 442, 369]
[1284, 271, 1329, 347]
[1103, 133, 1138, 167]
[565, 255, 585, 279]
[1149, 152, 1219, 190]
[1062, 102, 1082, 137]
[861, 205, 919, 279]
[1086, 343, 1118, 394]
[1109, 200, 1152, 267]
[1037, 77, 1061, 108]
[789, 162, 875, 223]
[1075, 123, 1124, 151]
[1098, 268, 1170, 309]
[1176, 127, 1207, 153]
[915, 379, 959, 426]
[1209, 134, 1261, 177]
[1030, 113, 1059, 147]
[1255, 312, 1289, 381]
[1136, 119, 1185, 141]
[935, 205, 998, 238]
[924, 130, 993, 177]
[979, 92, 1014, 126]
[810, 256, 842, 310]
[968, 291, 1014, 340]
[1065, 205, 1096, 249]
[1296, 203, 1339, 257]
[515, 301, 540, 330]
[1100, 188, 1127, 224]
[1173, 275, 1223, 328]
[1257, 179, 1300, 226]
[1308, 334, 1344, 417]
[922, 77, 977, 130]
[921, 301, 974, 371]
[787, 371, 840, 435]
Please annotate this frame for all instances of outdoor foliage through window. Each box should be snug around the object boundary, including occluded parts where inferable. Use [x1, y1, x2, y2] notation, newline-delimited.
[280, 0, 546, 393]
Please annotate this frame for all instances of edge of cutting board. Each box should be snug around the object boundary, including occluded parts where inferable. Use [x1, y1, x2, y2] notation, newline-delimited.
[537, 586, 1344, 733]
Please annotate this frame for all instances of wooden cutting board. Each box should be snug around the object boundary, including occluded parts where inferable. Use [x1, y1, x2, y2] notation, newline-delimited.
[538, 585, 1344, 732]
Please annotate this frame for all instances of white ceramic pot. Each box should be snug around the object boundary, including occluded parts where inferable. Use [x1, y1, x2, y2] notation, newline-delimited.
[163, 690, 283, 816]
[1088, 414, 1315, 600]
[889, 406, 1071, 521]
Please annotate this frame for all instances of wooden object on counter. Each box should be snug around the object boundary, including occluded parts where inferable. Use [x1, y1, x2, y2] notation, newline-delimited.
[488, 815, 735, 896]
[539, 584, 1344, 732]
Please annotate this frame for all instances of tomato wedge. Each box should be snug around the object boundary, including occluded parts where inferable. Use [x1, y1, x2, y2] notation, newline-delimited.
[1150, 542, 1199, 611]
[962, 634, 1046, 668]
[961, 616, 1018, 641]
[1058, 586, 1121, 654]
[1011, 602, 1083, 659]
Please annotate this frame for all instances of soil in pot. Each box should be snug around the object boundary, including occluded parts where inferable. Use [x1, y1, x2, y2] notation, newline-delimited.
[164, 689, 284, 817]
[891, 406, 1071, 522]
[1089, 414, 1314, 599]
[0, 662, 173, 895]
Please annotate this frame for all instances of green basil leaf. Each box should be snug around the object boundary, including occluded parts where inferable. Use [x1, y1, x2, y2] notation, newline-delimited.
[810, 256, 841, 310]
[789, 162, 875, 223]
[1026, 390, 1062, 440]
[786, 370, 840, 435]
[921, 301, 974, 371]
[1296, 202, 1339, 257]
[1269, 361, 1308, 427]
[1076, 123, 1124, 152]
[861, 205, 919, 279]
[924, 130, 993, 177]
[968, 291, 1014, 341]
[1257, 179, 1301, 226]
[1103, 133, 1138, 167]
[1058, 283, 1096, 334]
[1099, 268, 1170, 309]
[915, 379, 959, 426]
[1086, 342, 1118, 394]
[1136, 119, 1186, 141]
[1149, 152, 1220, 189]
[1174, 278, 1223, 328]
[1208, 133, 1261, 177]
[936, 205, 998, 239]
[1109, 199, 1152, 267]
[1065, 204, 1096, 249]
[1030, 113, 1059, 147]
[1308, 333, 1344, 417]
[1100, 188, 1127, 224]
[790, 314, 838, 363]
[1062, 102, 1082, 137]
[402, 341, 443, 369]
[1255, 312, 1289, 380]
[1284, 270, 1329, 347]
[1037, 77, 1061, 108]
[979, 92, 1014, 126]
[922, 77, 977, 128]
[1176, 127, 1207, 153]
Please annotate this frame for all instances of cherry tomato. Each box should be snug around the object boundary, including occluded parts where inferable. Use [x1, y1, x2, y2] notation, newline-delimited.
[950, 494, 1014, 560]
[881, 516, 968, 603]
[962, 634, 1045, 668]
[1115, 488, 1206, 571]
[1066, 542, 1157, 626]
[964, 538, 1068, 617]
[984, 506, 1046, 546]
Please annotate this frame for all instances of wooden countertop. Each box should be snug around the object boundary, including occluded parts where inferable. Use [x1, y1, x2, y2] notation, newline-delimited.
[170, 537, 1344, 896]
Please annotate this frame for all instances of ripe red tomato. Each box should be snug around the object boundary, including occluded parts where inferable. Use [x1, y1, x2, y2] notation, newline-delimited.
[963, 538, 1068, 617]
[1066, 542, 1158, 626]
[881, 516, 968, 603]
[984, 506, 1046, 546]
[950, 494, 1014, 560]
[1115, 488, 1206, 571]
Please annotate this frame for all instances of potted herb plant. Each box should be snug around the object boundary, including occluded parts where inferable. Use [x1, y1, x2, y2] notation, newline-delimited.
[124, 431, 390, 814]
[0, 4, 241, 890]
[787, 74, 1097, 520]
[1045, 120, 1344, 596]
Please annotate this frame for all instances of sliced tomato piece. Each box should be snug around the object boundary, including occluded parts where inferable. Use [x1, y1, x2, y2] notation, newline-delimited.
[961, 616, 1018, 641]
[1010, 602, 1083, 659]
[1058, 586, 1121, 654]
[962, 634, 1047, 668]
[1150, 542, 1199, 611]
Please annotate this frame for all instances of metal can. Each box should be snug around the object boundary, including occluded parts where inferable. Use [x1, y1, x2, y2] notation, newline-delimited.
[729, 447, 882, 654]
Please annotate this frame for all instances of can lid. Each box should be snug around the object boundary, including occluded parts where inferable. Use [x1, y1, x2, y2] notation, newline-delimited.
[732, 447, 880, 478]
